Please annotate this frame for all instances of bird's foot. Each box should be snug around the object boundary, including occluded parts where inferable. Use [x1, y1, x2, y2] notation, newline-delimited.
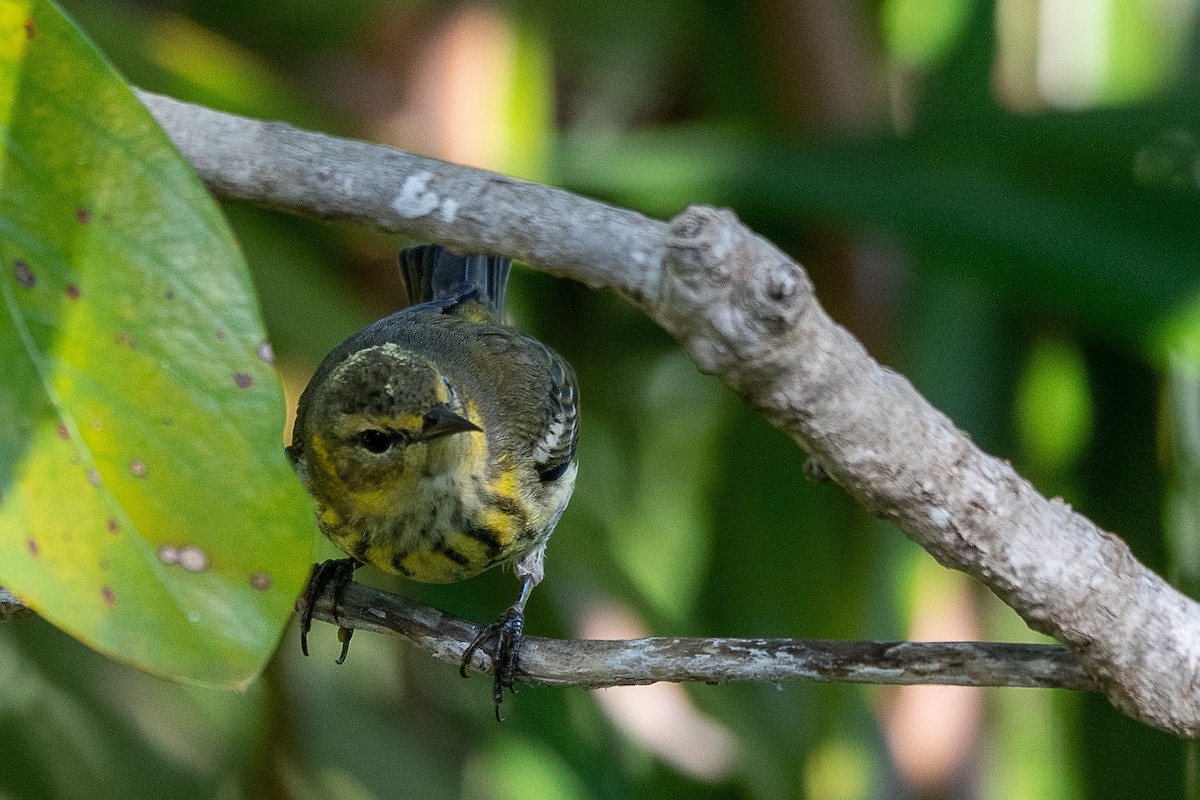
[460, 604, 525, 721]
[299, 557, 360, 664]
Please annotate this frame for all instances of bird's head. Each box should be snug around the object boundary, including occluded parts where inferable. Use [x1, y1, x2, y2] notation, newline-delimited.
[289, 343, 483, 518]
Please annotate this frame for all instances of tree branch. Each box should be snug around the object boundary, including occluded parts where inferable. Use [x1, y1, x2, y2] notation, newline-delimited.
[307, 580, 1096, 691]
[0, 587, 31, 621]
[135, 89, 1200, 738]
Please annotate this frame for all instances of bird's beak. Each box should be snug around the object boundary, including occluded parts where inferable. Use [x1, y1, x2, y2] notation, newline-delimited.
[419, 404, 482, 441]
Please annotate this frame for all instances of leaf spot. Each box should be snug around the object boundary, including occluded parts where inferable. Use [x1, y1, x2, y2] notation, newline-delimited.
[234, 372, 253, 389]
[158, 544, 210, 573]
[257, 341, 275, 365]
[106, 518, 120, 534]
[75, 207, 92, 225]
[114, 332, 136, 348]
[65, 283, 80, 300]
[13, 260, 35, 288]
[92, 419, 103, 431]
[55, 423, 69, 441]
[249, 571, 273, 591]
[215, 329, 226, 340]
[179, 546, 209, 573]
[129, 459, 147, 477]
[165, 289, 176, 301]
[26, 539, 39, 556]
[101, 585, 116, 606]
[86, 469, 102, 486]
[23, 18, 35, 38]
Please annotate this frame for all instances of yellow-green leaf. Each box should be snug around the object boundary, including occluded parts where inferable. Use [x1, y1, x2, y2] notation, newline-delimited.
[0, 0, 314, 688]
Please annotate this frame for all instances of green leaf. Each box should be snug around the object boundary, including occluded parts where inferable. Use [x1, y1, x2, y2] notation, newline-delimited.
[0, 0, 314, 688]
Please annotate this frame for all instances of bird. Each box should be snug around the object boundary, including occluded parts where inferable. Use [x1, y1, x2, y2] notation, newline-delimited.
[287, 244, 578, 716]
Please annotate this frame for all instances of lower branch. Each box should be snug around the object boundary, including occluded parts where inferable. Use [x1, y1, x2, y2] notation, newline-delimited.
[304, 580, 1095, 691]
[0, 587, 31, 621]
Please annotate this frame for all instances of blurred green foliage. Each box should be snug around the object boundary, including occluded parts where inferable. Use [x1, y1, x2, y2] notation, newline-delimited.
[4, 0, 1200, 798]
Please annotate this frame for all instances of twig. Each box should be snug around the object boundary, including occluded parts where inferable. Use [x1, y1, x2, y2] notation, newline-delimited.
[136, 89, 1200, 737]
[0, 587, 32, 621]
[305, 581, 1097, 691]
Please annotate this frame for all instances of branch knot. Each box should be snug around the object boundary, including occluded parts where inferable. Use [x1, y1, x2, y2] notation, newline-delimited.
[666, 204, 738, 286]
[661, 205, 814, 371]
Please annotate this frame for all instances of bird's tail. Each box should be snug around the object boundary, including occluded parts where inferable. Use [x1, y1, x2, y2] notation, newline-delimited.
[398, 244, 510, 323]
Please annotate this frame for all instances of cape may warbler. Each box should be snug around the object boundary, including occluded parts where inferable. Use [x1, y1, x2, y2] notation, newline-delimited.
[288, 245, 578, 714]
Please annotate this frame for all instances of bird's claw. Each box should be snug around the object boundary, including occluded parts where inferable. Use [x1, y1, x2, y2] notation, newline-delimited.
[460, 605, 525, 721]
[299, 558, 359, 662]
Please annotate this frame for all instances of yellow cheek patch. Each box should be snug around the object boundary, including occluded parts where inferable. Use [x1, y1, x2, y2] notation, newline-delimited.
[309, 434, 337, 477]
[308, 434, 350, 506]
[345, 480, 405, 515]
[309, 429, 416, 516]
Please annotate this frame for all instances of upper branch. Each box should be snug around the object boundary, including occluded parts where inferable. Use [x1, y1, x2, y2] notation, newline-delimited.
[133, 91, 667, 306]
[136, 89, 1200, 738]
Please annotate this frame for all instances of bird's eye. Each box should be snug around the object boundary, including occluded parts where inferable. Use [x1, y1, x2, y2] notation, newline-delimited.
[357, 429, 394, 454]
